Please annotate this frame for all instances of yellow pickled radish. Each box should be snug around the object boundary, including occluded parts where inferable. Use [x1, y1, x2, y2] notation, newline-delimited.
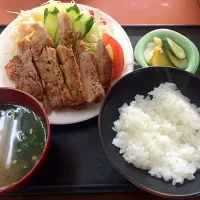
[153, 36, 162, 48]
[150, 51, 173, 67]
[153, 46, 163, 53]
[106, 44, 114, 60]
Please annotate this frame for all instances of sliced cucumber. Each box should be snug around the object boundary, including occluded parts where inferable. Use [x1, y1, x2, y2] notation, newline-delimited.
[44, 7, 59, 41]
[57, 39, 61, 46]
[66, 4, 81, 21]
[73, 14, 94, 37]
[44, 7, 49, 21]
[162, 37, 186, 59]
[165, 49, 187, 69]
[54, 28, 60, 46]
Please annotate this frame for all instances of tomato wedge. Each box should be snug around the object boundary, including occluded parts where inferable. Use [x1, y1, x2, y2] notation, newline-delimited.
[103, 33, 124, 79]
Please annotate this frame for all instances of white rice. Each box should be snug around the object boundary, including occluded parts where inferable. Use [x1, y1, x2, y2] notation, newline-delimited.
[112, 82, 200, 185]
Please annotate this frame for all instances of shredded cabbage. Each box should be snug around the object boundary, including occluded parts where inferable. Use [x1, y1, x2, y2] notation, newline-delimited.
[84, 9, 113, 43]
[85, 43, 97, 52]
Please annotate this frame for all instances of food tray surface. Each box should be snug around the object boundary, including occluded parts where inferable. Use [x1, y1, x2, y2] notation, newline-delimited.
[1, 24, 200, 195]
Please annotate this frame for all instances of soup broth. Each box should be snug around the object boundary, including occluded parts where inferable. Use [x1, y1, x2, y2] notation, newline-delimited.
[0, 104, 46, 188]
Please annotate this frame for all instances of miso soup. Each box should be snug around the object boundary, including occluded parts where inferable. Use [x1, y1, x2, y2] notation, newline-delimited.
[0, 104, 46, 188]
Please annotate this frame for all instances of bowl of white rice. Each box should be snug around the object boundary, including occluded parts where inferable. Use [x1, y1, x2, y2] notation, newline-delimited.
[99, 66, 200, 198]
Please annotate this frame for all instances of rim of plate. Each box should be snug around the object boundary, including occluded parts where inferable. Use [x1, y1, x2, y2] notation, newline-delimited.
[0, 3, 134, 125]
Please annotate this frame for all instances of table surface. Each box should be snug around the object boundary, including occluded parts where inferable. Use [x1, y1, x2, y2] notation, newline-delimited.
[1, 0, 200, 199]
[1, 0, 200, 24]
[1, 194, 200, 200]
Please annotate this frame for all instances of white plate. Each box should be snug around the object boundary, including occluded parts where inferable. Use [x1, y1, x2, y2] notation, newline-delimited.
[0, 4, 134, 125]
